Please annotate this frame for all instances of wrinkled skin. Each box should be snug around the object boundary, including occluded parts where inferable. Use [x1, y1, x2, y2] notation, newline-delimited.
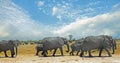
[70, 43, 80, 55]
[78, 35, 113, 57]
[102, 35, 117, 54]
[35, 44, 48, 56]
[0, 40, 18, 58]
[69, 39, 84, 56]
[40, 37, 70, 57]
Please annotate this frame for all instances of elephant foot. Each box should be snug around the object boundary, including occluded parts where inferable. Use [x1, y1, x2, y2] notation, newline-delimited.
[5, 55, 8, 57]
[89, 55, 93, 57]
[41, 52, 44, 55]
[109, 55, 112, 57]
[61, 54, 64, 56]
[80, 55, 83, 57]
[11, 55, 14, 58]
[112, 52, 114, 54]
[80, 54, 83, 57]
[35, 54, 38, 56]
[35, 53, 38, 56]
[43, 55, 47, 57]
[66, 51, 69, 52]
[80, 53, 83, 57]
[52, 54, 55, 56]
[69, 53, 71, 55]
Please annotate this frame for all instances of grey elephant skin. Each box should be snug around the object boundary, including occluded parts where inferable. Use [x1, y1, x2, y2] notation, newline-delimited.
[102, 35, 117, 54]
[35, 44, 45, 56]
[39, 37, 70, 57]
[77, 35, 115, 57]
[70, 42, 80, 55]
[0, 40, 18, 58]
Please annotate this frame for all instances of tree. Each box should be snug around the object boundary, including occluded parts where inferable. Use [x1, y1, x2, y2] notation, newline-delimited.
[68, 34, 73, 41]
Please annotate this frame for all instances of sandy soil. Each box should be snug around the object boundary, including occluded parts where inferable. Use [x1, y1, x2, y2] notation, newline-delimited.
[0, 54, 120, 63]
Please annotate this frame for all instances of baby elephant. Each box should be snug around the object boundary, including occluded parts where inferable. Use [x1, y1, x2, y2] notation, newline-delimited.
[35, 44, 44, 56]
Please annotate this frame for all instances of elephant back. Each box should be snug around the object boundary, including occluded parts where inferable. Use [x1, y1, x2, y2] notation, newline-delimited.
[81, 36, 105, 51]
[0, 40, 14, 51]
[42, 37, 64, 50]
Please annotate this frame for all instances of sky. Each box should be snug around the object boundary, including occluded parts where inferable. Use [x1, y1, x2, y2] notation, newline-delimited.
[0, 0, 120, 40]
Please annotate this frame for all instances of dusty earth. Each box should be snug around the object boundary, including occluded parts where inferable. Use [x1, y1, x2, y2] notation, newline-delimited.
[0, 54, 120, 63]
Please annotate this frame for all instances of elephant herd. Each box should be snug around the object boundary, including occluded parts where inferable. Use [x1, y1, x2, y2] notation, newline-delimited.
[0, 35, 117, 58]
[35, 35, 117, 57]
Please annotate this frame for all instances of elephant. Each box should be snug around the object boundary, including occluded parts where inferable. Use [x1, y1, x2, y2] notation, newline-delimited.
[39, 37, 70, 57]
[77, 35, 113, 57]
[35, 44, 44, 56]
[69, 39, 84, 56]
[35, 44, 48, 56]
[0, 40, 18, 57]
[70, 43, 80, 55]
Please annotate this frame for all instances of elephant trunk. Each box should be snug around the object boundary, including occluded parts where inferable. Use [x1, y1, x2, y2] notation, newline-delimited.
[66, 44, 70, 52]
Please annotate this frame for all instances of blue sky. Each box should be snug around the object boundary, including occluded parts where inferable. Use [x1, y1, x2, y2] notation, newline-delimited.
[0, 0, 120, 40]
[12, 0, 120, 25]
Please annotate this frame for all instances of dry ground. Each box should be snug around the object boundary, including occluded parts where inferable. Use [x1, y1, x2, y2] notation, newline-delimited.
[0, 40, 120, 63]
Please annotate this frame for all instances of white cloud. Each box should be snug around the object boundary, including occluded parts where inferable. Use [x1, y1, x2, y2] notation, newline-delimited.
[52, 4, 73, 21]
[84, 7, 94, 12]
[113, 3, 120, 8]
[0, 0, 52, 40]
[53, 10, 120, 38]
[56, 15, 62, 21]
[0, 24, 10, 37]
[52, 6, 58, 15]
[113, 3, 120, 11]
[89, 1, 100, 6]
[37, 1, 44, 6]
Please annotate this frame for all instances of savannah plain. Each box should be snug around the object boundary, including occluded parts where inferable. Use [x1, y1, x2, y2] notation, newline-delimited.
[0, 40, 120, 63]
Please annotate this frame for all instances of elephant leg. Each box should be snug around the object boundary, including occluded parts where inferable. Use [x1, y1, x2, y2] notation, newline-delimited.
[43, 51, 47, 57]
[72, 51, 74, 56]
[76, 51, 80, 55]
[88, 50, 92, 57]
[112, 46, 115, 54]
[105, 48, 112, 57]
[4, 51, 8, 57]
[10, 48, 15, 57]
[52, 48, 58, 56]
[99, 48, 103, 57]
[59, 47, 63, 56]
[69, 51, 72, 55]
[80, 51, 84, 57]
[46, 51, 48, 54]
[36, 50, 40, 55]
[41, 51, 44, 55]
[70, 49, 74, 56]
